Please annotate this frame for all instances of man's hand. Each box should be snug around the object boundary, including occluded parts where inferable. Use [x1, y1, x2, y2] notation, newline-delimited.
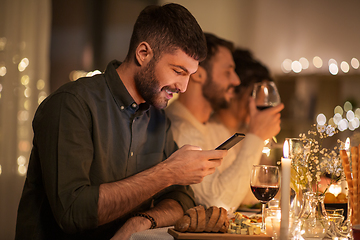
[248, 97, 284, 141]
[160, 145, 227, 186]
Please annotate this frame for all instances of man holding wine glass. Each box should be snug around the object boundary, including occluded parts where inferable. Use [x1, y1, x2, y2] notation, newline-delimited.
[211, 49, 283, 207]
[166, 35, 284, 211]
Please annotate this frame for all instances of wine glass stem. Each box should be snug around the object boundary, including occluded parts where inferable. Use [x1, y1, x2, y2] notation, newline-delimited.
[261, 203, 266, 231]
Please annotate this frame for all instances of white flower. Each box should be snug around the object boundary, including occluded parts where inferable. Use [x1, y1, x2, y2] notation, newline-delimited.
[326, 125, 335, 136]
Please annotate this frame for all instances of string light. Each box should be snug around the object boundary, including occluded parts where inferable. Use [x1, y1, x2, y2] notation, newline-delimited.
[281, 56, 359, 75]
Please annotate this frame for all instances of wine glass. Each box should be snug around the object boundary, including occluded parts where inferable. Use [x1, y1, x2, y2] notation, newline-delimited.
[252, 80, 281, 110]
[252, 80, 281, 145]
[250, 165, 280, 231]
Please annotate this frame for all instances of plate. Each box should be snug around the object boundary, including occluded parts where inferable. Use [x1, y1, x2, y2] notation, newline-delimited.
[237, 207, 261, 213]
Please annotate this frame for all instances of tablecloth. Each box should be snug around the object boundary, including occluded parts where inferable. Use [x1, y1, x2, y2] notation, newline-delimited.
[129, 227, 174, 240]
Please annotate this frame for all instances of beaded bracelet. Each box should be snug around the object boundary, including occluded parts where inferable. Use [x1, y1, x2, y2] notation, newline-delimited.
[133, 212, 157, 229]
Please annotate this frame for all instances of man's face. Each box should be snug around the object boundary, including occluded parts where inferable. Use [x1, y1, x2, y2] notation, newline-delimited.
[135, 49, 198, 109]
[202, 46, 240, 110]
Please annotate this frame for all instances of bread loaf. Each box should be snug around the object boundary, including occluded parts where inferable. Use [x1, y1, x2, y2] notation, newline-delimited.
[212, 207, 227, 232]
[204, 206, 220, 232]
[174, 215, 190, 232]
[195, 205, 206, 232]
[185, 207, 197, 232]
[174, 205, 228, 233]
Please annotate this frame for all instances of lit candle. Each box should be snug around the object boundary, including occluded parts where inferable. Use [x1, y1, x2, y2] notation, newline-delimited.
[345, 137, 350, 158]
[265, 208, 281, 237]
[280, 140, 291, 240]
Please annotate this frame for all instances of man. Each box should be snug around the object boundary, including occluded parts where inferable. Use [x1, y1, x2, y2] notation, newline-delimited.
[166, 33, 284, 210]
[213, 48, 275, 134]
[15, 4, 227, 240]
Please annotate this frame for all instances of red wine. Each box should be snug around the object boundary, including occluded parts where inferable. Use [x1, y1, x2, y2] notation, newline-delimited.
[251, 185, 279, 203]
[256, 105, 272, 111]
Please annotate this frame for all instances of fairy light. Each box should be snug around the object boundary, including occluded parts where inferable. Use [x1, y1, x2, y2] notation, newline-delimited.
[281, 56, 359, 75]
[340, 61, 350, 73]
[299, 57, 309, 69]
[344, 101, 352, 112]
[291, 61, 302, 73]
[334, 106, 343, 115]
[316, 113, 326, 125]
[281, 59, 292, 73]
[313, 56, 323, 68]
[351, 58, 359, 69]
[0, 65, 6, 76]
[329, 63, 338, 75]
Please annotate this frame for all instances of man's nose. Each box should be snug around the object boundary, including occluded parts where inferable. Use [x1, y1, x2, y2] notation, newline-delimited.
[232, 71, 241, 86]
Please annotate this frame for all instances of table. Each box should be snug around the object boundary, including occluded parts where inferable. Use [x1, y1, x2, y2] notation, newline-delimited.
[128, 212, 262, 240]
[129, 227, 174, 240]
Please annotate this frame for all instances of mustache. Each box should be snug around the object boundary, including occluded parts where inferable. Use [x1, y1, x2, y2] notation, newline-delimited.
[226, 85, 236, 91]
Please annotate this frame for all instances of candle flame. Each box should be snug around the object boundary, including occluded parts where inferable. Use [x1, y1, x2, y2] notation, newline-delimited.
[283, 140, 289, 158]
[345, 137, 350, 150]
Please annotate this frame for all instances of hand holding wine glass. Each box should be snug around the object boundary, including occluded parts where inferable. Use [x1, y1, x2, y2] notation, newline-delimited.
[250, 165, 280, 231]
[252, 80, 281, 110]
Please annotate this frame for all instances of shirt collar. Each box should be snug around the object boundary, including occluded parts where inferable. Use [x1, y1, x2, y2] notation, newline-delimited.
[104, 60, 150, 114]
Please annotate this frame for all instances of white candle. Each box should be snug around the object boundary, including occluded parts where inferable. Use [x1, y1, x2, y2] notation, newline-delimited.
[280, 140, 291, 240]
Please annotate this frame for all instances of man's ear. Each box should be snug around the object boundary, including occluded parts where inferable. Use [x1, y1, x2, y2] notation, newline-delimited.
[191, 66, 207, 84]
[135, 42, 153, 66]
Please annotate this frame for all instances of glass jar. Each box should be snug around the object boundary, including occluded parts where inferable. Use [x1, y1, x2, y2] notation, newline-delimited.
[298, 192, 330, 239]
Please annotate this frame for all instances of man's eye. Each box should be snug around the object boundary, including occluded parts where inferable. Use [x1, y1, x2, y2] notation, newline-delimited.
[174, 70, 182, 74]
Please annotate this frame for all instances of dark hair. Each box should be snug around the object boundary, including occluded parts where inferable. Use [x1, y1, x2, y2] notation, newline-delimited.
[232, 48, 272, 93]
[200, 33, 234, 72]
[125, 3, 207, 62]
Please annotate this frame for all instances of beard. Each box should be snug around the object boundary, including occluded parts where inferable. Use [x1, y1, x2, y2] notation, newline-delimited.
[134, 58, 169, 109]
[202, 74, 232, 111]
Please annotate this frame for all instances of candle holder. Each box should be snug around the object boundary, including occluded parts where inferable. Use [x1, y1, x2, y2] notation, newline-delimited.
[265, 207, 281, 237]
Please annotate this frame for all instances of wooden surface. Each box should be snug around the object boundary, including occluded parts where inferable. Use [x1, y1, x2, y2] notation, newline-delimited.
[168, 228, 272, 240]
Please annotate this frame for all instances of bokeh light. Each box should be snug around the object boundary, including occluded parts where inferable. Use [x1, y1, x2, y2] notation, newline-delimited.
[355, 108, 360, 118]
[313, 56, 323, 68]
[333, 113, 342, 125]
[18, 58, 29, 72]
[328, 59, 337, 66]
[317, 113, 326, 125]
[291, 61, 302, 73]
[329, 63, 338, 75]
[0, 65, 6, 76]
[346, 110, 355, 121]
[351, 58, 359, 69]
[340, 61, 350, 73]
[344, 101, 352, 112]
[334, 105, 343, 115]
[37, 79, 45, 90]
[299, 57, 309, 69]
[281, 59, 292, 73]
[328, 118, 335, 127]
[338, 119, 348, 131]
[21, 75, 29, 86]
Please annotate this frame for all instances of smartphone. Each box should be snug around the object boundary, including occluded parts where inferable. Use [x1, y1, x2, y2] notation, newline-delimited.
[215, 133, 245, 150]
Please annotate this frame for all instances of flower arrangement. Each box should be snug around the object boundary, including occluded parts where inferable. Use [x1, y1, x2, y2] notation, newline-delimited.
[291, 124, 344, 196]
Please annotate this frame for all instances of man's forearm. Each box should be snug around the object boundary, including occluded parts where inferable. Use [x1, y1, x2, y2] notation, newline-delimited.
[146, 198, 184, 227]
[97, 162, 173, 226]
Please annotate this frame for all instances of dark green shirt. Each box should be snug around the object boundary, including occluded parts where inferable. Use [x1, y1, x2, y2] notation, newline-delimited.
[15, 60, 195, 240]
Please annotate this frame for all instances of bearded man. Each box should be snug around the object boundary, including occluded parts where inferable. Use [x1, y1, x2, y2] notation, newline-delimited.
[165, 33, 284, 211]
[15, 4, 228, 240]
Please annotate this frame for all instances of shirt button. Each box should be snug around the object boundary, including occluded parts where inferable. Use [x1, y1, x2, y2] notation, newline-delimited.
[120, 106, 124, 110]
[130, 152, 134, 156]
[132, 103, 137, 108]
